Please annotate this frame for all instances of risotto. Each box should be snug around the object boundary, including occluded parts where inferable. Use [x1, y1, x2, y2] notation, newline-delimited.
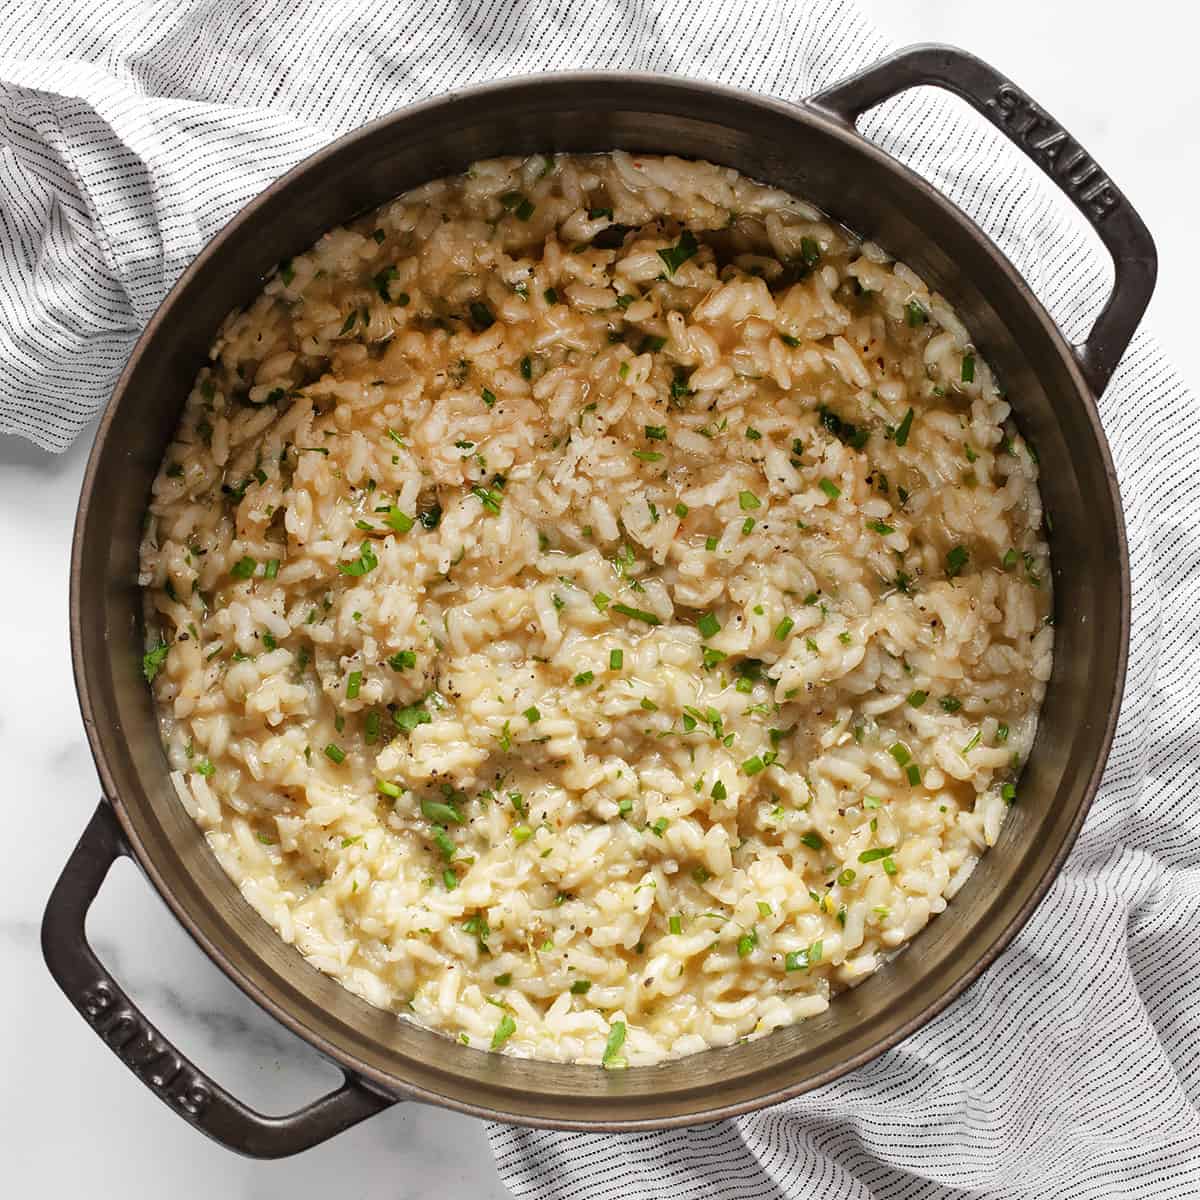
[139, 152, 1052, 1067]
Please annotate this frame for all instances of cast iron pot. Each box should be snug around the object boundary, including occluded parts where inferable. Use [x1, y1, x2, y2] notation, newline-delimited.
[45, 44, 1152, 1157]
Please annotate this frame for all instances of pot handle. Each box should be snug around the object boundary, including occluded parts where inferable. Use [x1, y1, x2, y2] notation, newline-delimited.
[42, 801, 395, 1158]
[808, 43, 1156, 395]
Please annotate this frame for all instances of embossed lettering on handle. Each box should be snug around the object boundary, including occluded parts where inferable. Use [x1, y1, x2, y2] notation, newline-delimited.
[81, 980, 213, 1117]
[42, 802, 394, 1158]
[809, 43, 1156, 394]
[986, 84, 1117, 223]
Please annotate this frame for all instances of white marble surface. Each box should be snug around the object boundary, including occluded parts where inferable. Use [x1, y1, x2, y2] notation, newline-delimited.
[1, 3, 1195, 1195]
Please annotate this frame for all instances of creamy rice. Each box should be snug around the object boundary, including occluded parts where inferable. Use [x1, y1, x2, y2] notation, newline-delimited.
[139, 152, 1052, 1067]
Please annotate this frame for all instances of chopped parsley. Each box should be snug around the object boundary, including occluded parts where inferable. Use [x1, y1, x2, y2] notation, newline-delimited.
[337, 541, 378, 576]
[471, 485, 503, 515]
[384, 506, 414, 534]
[945, 544, 969, 578]
[698, 612, 721, 639]
[393, 703, 431, 733]
[657, 229, 699, 276]
[142, 641, 169, 682]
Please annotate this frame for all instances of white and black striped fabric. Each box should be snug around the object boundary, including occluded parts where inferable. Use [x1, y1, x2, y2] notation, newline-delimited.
[4, 1, 1197, 1194]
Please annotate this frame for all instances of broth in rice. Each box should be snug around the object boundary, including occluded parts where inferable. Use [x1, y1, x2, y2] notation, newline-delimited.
[139, 152, 1052, 1066]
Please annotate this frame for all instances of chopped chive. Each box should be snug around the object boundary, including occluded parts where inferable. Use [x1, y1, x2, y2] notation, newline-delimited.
[780, 333, 801, 347]
[1003, 548, 1019, 570]
[512, 825, 533, 844]
[377, 779, 401, 798]
[945, 544, 969, 578]
[593, 592, 610, 611]
[858, 846, 895, 863]
[894, 408, 914, 447]
[889, 742, 912, 767]
[737, 928, 758, 957]
[711, 779, 727, 801]
[800, 832, 824, 851]
[906, 763, 922, 786]
[491, 1013, 516, 1050]
[632, 450, 663, 462]
[520, 355, 533, 380]
[388, 649, 417, 671]
[905, 299, 928, 327]
[738, 490, 761, 511]
[774, 617, 794, 641]
[838, 868, 856, 887]
[940, 696, 962, 713]
[961, 353, 976, 383]
[263, 558, 280, 579]
[867, 519, 894, 535]
[669, 915, 682, 935]
[346, 670, 362, 699]
[705, 536, 719, 551]
[907, 690, 928, 708]
[573, 671, 594, 686]
[674, 502, 688, 518]
[611, 603, 660, 625]
[231, 556, 256, 579]
[645, 425, 667, 440]
[571, 979, 592, 994]
[323, 744, 346, 764]
[818, 478, 841, 500]
[961, 730, 982, 756]
[421, 798, 463, 826]
[481, 387, 496, 407]
[609, 649, 623, 670]
[442, 868, 458, 890]
[698, 612, 721, 638]
[602, 1020, 627, 1068]
[1002, 782, 1017, 805]
[997, 722, 1010, 743]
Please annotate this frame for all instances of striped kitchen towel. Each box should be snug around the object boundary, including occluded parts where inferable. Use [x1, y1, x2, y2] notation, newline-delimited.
[3, 1, 1197, 1196]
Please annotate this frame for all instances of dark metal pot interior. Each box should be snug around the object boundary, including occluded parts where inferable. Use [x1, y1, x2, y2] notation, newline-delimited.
[66, 57, 1137, 1135]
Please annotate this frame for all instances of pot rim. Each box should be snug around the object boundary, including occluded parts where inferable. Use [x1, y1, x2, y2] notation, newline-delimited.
[69, 68, 1130, 1130]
